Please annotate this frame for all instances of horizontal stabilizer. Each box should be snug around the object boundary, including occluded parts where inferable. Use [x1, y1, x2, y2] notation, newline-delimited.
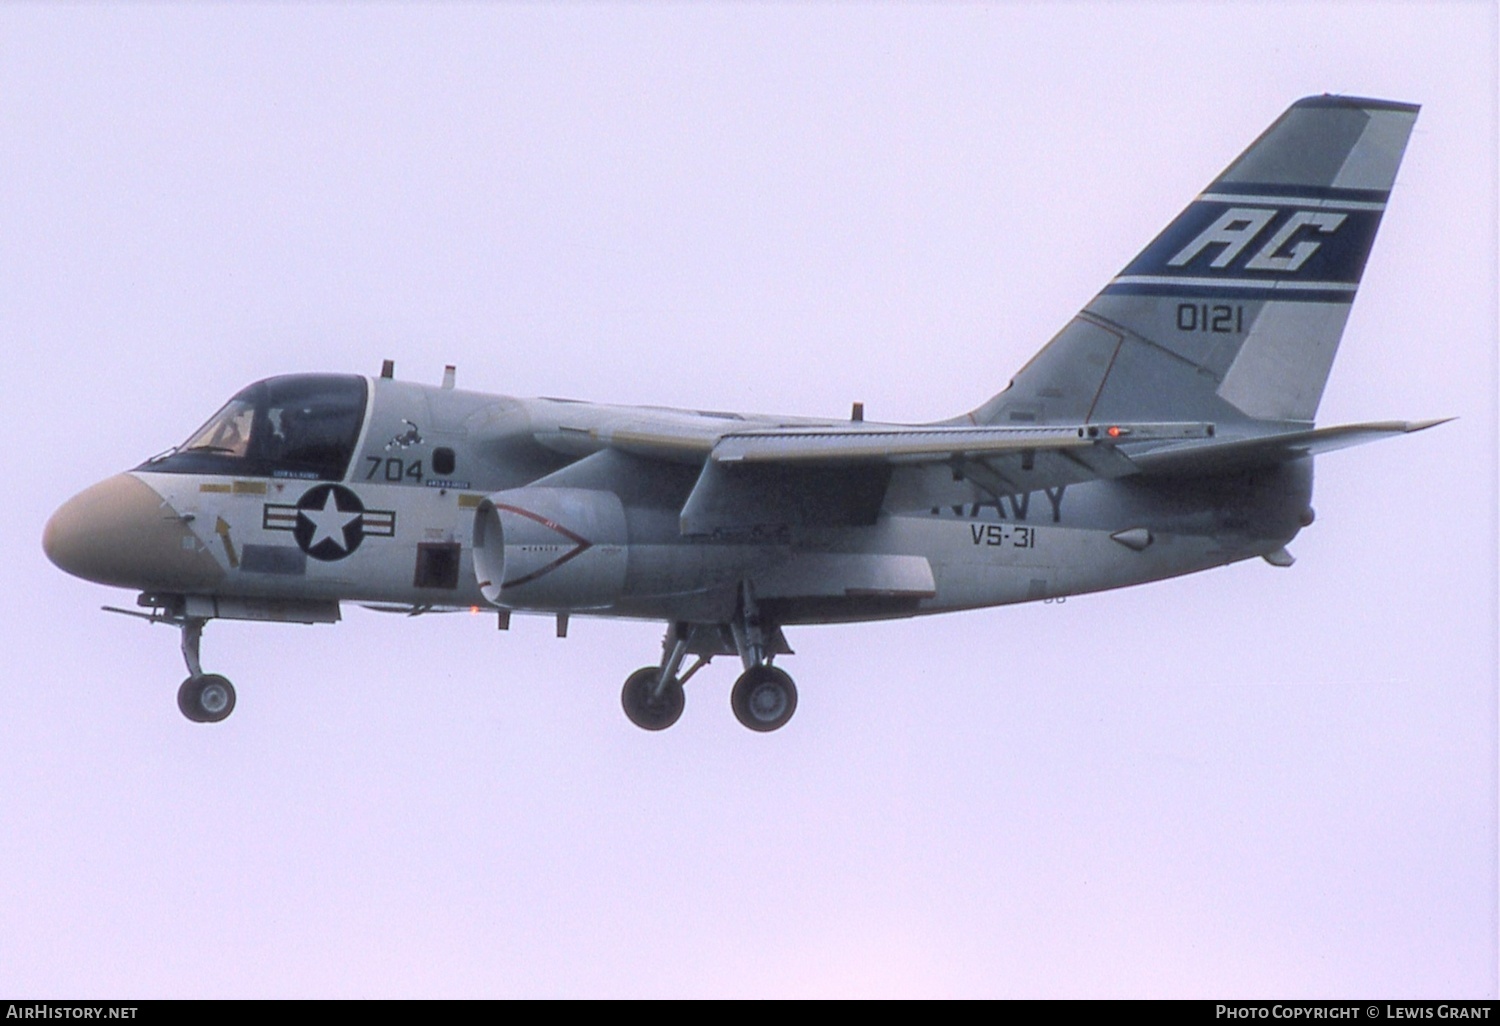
[1132, 419, 1449, 475]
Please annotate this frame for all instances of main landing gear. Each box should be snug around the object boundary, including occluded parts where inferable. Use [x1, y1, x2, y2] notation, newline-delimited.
[175, 616, 236, 724]
[621, 585, 798, 733]
[730, 665, 797, 733]
[620, 621, 700, 731]
[621, 665, 686, 731]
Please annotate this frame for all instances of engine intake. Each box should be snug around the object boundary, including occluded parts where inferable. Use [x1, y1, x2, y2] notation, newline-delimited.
[472, 487, 628, 610]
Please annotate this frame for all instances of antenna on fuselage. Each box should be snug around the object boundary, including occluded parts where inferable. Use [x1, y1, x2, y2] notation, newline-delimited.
[442, 365, 456, 389]
[380, 359, 395, 379]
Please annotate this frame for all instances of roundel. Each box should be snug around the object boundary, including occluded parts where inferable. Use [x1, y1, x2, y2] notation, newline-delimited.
[292, 484, 367, 561]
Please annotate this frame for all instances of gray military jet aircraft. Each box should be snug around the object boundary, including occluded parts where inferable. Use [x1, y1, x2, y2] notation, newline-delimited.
[44, 95, 1441, 732]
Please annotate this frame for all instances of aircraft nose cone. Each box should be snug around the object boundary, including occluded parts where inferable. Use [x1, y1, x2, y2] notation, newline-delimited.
[43, 474, 223, 591]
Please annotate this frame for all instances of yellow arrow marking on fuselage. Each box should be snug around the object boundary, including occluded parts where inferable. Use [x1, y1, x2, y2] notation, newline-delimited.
[214, 516, 239, 568]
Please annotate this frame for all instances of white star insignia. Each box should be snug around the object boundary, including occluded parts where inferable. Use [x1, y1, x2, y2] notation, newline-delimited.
[300, 491, 361, 551]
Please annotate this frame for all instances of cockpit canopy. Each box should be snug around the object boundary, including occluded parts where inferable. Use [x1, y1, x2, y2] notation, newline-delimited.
[141, 374, 368, 481]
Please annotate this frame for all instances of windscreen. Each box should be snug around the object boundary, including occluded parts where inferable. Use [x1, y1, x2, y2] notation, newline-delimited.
[141, 374, 368, 481]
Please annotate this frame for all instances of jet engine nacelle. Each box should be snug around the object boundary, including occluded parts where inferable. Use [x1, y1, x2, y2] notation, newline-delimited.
[472, 487, 628, 611]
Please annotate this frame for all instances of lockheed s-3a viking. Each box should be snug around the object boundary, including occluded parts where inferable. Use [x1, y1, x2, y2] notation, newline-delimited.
[44, 95, 1442, 732]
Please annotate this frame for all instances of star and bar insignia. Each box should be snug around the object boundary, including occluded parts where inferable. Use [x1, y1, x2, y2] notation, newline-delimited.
[263, 484, 396, 562]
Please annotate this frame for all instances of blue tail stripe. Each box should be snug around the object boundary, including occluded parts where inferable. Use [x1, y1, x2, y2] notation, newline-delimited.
[1207, 182, 1391, 204]
[1100, 281, 1355, 304]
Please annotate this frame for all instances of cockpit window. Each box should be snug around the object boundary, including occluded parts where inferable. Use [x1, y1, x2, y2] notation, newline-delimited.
[182, 400, 255, 459]
[141, 374, 368, 481]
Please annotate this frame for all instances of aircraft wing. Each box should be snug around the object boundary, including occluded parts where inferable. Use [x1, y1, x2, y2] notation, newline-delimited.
[710, 422, 1209, 464]
[534, 400, 1205, 477]
[527, 403, 1442, 534]
[679, 421, 1211, 534]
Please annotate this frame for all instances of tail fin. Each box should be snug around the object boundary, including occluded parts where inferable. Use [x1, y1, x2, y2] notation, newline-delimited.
[971, 95, 1419, 428]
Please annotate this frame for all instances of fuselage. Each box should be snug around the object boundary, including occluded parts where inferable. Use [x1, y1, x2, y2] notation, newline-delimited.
[44, 373, 1309, 627]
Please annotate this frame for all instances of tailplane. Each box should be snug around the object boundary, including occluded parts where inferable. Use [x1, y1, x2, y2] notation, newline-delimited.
[970, 95, 1419, 428]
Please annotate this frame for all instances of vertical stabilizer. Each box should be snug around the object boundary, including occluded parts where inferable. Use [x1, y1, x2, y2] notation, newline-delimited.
[971, 96, 1418, 428]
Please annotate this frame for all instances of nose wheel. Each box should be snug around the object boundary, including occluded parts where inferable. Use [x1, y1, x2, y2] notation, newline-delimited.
[178, 674, 237, 723]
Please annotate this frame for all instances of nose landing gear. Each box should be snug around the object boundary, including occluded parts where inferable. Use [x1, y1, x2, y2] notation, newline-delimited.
[175, 615, 236, 724]
[178, 673, 236, 723]
[105, 601, 239, 724]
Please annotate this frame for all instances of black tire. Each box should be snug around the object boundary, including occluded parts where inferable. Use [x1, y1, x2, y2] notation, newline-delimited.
[731, 665, 797, 732]
[621, 666, 685, 731]
[177, 674, 236, 724]
[177, 677, 205, 722]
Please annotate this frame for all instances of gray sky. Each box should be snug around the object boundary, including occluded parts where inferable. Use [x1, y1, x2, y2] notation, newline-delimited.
[2, 2, 1495, 998]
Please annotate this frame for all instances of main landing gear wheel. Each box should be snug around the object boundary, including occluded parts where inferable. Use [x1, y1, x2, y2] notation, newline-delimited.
[177, 674, 236, 723]
[621, 666, 685, 731]
[731, 665, 797, 732]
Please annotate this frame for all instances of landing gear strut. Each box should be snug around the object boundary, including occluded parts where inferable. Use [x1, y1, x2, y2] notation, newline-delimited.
[620, 622, 708, 731]
[728, 584, 797, 732]
[175, 615, 236, 724]
[103, 600, 241, 723]
[621, 590, 798, 733]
